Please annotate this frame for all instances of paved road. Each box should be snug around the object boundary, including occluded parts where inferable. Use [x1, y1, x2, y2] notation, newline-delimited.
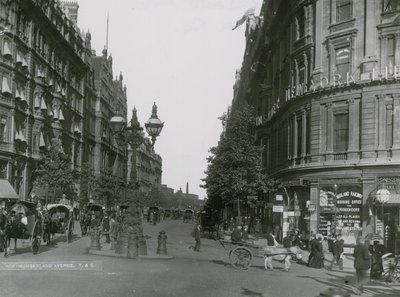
[0, 219, 398, 297]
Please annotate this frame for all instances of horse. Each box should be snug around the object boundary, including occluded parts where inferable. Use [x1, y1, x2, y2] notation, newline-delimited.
[264, 245, 302, 272]
[4, 214, 27, 257]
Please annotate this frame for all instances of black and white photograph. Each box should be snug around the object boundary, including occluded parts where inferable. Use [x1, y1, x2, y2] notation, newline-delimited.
[0, 0, 400, 296]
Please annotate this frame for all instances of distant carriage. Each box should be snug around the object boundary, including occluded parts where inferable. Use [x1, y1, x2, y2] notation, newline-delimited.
[4, 200, 43, 255]
[44, 204, 74, 244]
[183, 209, 194, 223]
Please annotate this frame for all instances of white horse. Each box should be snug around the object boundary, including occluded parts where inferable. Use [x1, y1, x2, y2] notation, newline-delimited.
[264, 245, 302, 272]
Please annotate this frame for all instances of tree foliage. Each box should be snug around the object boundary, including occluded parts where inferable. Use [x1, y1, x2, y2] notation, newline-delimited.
[93, 167, 126, 209]
[32, 138, 78, 201]
[79, 162, 97, 206]
[201, 103, 275, 212]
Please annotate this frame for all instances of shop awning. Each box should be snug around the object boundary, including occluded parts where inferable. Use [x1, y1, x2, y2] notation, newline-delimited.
[0, 179, 19, 199]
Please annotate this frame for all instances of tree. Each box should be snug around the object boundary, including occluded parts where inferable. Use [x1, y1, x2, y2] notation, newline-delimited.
[32, 138, 78, 202]
[79, 162, 96, 206]
[201, 103, 275, 216]
[93, 167, 126, 209]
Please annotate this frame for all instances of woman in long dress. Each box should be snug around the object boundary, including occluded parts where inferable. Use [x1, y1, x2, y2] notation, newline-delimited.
[310, 234, 325, 268]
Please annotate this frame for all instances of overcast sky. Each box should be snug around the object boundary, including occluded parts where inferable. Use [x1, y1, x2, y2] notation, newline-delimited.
[75, 0, 263, 199]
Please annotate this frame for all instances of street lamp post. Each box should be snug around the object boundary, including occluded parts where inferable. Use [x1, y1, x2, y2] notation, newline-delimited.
[376, 187, 390, 249]
[110, 104, 164, 257]
[145, 102, 164, 148]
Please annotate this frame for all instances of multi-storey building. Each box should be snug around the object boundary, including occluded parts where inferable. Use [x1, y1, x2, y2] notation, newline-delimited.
[0, 0, 162, 207]
[0, 0, 88, 199]
[234, 0, 400, 253]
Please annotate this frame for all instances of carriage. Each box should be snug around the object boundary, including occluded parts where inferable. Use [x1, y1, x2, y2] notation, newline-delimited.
[183, 209, 194, 223]
[219, 239, 302, 271]
[4, 200, 43, 255]
[44, 204, 74, 244]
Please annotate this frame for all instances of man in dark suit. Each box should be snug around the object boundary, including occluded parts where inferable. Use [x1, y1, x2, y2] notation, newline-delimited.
[328, 234, 344, 270]
[353, 236, 371, 295]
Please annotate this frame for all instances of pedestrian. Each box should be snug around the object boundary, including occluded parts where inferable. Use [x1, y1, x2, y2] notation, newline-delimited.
[283, 232, 292, 248]
[369, 240, 384, 281]
[307, 233, 317, 266]
[242, 225, 249, 241]
[309, 234, 324, 268]
[192, 224, 201, 252]
[231, 225, 243, 243]
[328, 234, 344, 270]
[292, 229, 301, 247]
[353, 236, 371, 295]
[101, 213, 110, 243]
[109, 214, 118, 250]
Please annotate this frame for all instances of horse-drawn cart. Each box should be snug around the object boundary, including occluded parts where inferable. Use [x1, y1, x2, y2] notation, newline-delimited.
[219, 239, 302, 271]
[44, 204, 74, 244]
[5, 200, 42, 255]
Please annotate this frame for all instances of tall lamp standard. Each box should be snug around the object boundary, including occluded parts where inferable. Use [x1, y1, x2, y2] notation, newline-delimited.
[145, 102, 164, 148]
[109, 108, 146, 257]
[376, 187, 390, 249]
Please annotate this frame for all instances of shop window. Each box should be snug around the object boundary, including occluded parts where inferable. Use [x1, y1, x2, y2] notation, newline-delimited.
[384, 0, 399, 12]
[336, 0, 352, 23]
[386, 105, 393, 148]
[335, 47, 351, 80]
[387, 36, 395, 75]
[334, 113, 349, 151]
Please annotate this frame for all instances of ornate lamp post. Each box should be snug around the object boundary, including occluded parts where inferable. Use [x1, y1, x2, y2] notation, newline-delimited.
[145, 102, 164, 148]
[110, 104, 164, 257]
[376, 187, 390, 249]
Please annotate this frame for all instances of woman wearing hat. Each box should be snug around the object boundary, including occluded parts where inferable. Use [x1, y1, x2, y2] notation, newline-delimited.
[309, 234, 325, 268]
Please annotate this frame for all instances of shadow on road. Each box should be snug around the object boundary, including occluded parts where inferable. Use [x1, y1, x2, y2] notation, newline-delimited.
[241, 287, 264, 297]
[297, 271, 400, 297]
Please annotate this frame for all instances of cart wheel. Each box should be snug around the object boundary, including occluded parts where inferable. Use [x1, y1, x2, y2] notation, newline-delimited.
[31, 221, 41, 254]
[67, 217, 74, 243]
[229, 247, 252, 270]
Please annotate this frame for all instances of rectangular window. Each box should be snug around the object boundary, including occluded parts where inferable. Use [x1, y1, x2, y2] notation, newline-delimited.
[0, 118, 6, 142]
[384, 0, 399, 12]
[297, 117, 303, 157]
[387, 36, 395, 75]
[386, 105, 393, 148]
[306, 112, 311, 155]
[334, 113, 349, 151]
[0, 160, 7, 178]
[336, 0, 352, 23]
[335, 46, 350, 80]
[289, 117, 295, 157]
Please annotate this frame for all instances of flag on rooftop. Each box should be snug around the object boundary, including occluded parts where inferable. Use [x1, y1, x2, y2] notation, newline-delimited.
[232, 7, 255, 31]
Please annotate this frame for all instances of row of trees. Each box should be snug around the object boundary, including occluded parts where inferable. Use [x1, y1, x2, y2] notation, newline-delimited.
[31, 138, 196, 210]
[201, 103, 280, 222]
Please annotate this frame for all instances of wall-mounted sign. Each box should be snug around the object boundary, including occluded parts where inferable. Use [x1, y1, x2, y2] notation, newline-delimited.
[276, 195, 283, 201]
[336, 190, 362, 231]
[273, 205, 284, 213]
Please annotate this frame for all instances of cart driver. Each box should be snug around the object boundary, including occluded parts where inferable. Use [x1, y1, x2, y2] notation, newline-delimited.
[231, 225, 243, 243]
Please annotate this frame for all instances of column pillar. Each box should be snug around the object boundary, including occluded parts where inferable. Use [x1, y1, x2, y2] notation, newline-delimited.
[348, 98, 360, 159]
[302, 108, 307, 164]
[326, 103, 334, 160]
[312, 0, 323, 83]
[377, 95, 387, 159]
[360, 0, 378, 80]
[392, 95, 400, 158]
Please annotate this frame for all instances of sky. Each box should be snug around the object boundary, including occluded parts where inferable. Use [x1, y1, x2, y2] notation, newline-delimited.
[75, 0, 263, 199]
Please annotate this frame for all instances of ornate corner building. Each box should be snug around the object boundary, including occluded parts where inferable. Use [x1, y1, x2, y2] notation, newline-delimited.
[0, 0, 162, 204]
[234, 0, 400, 253]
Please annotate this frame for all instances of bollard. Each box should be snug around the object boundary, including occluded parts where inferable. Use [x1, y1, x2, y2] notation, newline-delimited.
[157, 230, 167, 255]
[318, 288, 351, 297]
[127, 235, 139, 259]
[115, 233, 128, 254]
[138, 235, 148, 255]
[89, 227, 101, 250]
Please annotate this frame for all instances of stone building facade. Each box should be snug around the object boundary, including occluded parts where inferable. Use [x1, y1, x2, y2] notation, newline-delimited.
[0, 0, 162, 205]
[234, 0, 400, 253]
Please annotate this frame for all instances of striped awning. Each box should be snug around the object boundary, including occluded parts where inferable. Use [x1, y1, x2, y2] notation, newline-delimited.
[0, 179, 19, 199]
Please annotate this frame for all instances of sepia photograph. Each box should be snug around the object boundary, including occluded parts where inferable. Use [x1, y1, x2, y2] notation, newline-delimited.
[0, 0, 400, 296]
